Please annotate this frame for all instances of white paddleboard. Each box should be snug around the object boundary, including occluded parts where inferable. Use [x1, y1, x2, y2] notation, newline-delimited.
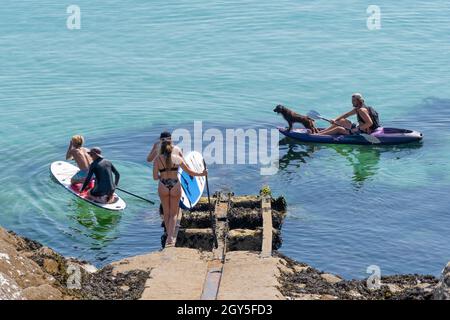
[178, 151, 206, 209]
[50, 161, 126, 211]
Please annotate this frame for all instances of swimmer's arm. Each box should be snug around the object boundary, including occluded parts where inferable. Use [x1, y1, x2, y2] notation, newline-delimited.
[66, 141, 74, 160]
[111, 164, 120, 186]
[80, 165, 94, 192]
[335, 109, 356, 121]
[153, 159, 160, 180]
[180, 160, 207, 177]
[147, 142, 158, 163]
[176, 146, 183, 158]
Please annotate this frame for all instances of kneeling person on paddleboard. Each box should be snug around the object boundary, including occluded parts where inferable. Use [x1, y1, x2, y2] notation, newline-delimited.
[66, 135, 93, 185]
[80, 147, 120, 204]
[318, 93, 380, 136]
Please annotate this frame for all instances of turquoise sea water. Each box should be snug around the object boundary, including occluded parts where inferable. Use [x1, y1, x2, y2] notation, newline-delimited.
[1, 1, 450, 279]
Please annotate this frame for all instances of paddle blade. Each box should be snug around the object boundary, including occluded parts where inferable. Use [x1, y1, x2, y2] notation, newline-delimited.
[360, 133, 381, 144]
[307, 110, 321, 120]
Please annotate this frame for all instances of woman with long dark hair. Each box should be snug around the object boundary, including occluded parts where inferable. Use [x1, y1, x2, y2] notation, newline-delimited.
[153, 140, 207, 246]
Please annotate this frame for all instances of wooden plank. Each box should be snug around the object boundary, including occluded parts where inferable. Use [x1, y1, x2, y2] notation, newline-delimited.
[213, 202, 227, 261]
[215, 201, 228, 220]
[260, 196, 273, 257]
[201, 192, 229, 300]
[201, 260, 224, 300]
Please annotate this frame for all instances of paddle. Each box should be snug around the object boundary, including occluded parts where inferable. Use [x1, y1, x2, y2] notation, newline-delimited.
[307, 110, 381, 144]
[203, 159, 218, 249]
[116, 187, 155, 205]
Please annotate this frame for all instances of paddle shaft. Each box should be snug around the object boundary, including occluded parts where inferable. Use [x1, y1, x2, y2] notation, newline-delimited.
[317, 115, 352, 133]
[203, 160, 218, 249]
[308, 110, 381, 144]
[116, 187, 155, 205]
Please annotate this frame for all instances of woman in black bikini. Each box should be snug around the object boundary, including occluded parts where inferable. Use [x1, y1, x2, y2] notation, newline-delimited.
[153, 140, 207, 246]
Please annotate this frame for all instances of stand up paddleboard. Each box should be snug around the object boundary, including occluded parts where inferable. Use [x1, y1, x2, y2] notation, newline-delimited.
[50, 161, 126, 211]
[178, 151, 206, 210]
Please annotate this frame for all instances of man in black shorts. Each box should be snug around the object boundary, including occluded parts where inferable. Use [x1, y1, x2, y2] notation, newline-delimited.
[80, 147, 120, 204]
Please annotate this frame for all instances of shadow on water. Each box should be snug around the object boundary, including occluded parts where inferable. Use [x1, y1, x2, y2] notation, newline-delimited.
[67, 198, 122, 244]
[279, 137, 423, 188]
[278, 139, 318, 170]
[396, 97, 450, 130]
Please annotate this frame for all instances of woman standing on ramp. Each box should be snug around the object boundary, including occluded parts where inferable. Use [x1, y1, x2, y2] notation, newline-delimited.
[153, 140, 207, 246]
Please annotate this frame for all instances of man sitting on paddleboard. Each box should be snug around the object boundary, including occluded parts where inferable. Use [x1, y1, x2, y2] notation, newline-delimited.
[317, 93, 380, 135]
[147, 131, 183, 163]
[80, 147, 120, 204]
[65, 135, 93, 184]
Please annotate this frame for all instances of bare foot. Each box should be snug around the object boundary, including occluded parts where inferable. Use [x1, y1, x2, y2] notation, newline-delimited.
[165, 242, 175, 248]
[107, 196, 119, 204]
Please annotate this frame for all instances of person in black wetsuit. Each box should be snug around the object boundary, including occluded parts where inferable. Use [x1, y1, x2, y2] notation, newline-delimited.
[317, 93, 380, 135]
[80, 147, 120, 204]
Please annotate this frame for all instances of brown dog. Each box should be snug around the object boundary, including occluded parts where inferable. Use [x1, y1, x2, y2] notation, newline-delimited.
[273, 104, 319, 133]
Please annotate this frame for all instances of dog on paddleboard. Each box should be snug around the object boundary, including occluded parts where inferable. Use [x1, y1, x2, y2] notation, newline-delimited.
[273, 104, 319, 133]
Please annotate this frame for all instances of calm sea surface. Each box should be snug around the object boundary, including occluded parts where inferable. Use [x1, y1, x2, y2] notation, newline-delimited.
[1, 1, 450, 278]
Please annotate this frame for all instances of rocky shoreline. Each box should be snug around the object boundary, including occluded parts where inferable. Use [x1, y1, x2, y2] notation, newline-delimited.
[1, 226, 449, 300]
[276, 253, 445, 300]
[0, 227, 149, 300]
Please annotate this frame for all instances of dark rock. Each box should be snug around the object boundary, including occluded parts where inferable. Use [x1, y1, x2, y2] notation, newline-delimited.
[272, 196, 287, 212]
[175, 229, 214, 251]
[7, 231, 43, 251]
[227, 228, 282, 251]
[230, 196, 260, 209]
[228, 208, 285, 230]
[180, 210, 212, 228]
[433, 262, 450, 300]
[76, 265, 150, 300]
[276, 253, 439, 300]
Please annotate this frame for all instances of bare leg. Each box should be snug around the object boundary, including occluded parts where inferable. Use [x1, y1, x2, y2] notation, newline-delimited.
[166, 183, 182, 245]
[158, 182, 171, 239]
[71, 177, 85, 185]
[318, 126, 349, 135]
[318, 119, 352, 135]
[86, 191, 108, 204]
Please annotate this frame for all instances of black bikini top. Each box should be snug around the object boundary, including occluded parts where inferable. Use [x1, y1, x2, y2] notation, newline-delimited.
[158, 157, 179, 173]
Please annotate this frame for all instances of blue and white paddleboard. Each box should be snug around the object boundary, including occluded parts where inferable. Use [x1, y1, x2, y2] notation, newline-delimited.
[178, 151, 206, 210]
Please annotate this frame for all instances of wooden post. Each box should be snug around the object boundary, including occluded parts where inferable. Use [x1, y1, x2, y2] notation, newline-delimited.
[201, 192, 229, 300]
[212, 193, 229, 261]
[260, 195, 273, 258]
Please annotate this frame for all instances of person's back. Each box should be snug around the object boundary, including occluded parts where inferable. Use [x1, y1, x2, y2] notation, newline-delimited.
[155, 153, 182, 190]
[89, 158, 117, 197]
[357, 105, 380, 131]
[81, 147, 120, 204]
[71, 147, 92, 171]
[153, 140, 206, 246]
[66, 135, 92, 184]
